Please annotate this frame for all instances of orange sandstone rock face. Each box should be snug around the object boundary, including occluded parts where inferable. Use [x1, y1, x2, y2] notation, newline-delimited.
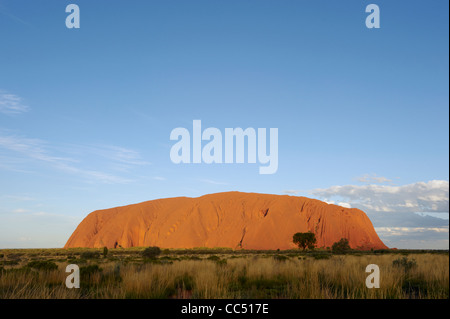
[64, 192, 388, 250]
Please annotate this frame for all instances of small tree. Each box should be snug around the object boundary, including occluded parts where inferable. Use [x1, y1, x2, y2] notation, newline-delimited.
[103, 246, 108, 258]
[142, 246, 161, 259]
[293, 232, 317, 250]
[331, 238, 351, 254]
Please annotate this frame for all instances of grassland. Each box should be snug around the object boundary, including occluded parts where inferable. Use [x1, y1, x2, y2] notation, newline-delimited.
[0, 248, 448, 299]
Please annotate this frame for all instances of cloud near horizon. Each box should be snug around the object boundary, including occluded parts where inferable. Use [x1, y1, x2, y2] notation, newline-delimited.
[309, 180, 449, 214]
[374, 226, 449, 249]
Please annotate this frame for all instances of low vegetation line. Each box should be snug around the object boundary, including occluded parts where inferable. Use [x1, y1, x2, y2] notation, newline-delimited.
[0, 247, 448, 299]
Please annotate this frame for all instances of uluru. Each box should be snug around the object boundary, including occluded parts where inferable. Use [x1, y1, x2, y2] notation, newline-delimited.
[64, 192, 388, 250]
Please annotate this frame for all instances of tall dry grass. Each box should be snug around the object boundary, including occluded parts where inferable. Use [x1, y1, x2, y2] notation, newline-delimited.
[0, 253, 448, 299]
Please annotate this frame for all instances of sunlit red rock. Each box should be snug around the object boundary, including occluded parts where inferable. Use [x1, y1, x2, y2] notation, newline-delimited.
[64, 192, 387, 250]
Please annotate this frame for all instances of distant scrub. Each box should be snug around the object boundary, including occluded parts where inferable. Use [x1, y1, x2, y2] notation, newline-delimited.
[26, 260, 58, 271]
[142, 247, 161, 259]
[160, 256, 180, 262]
[273, 255, 289, 262]
[0, 260, 20, 266]
[143, 258, 172, 265]
[373, 249, 390, 254]
[187, 256, 201, 261]
[311, 253, 331, 260]
[206, 255, 227, 265]
[81, 251, 101, 259]
[216, 259, 227, 266]
[206, 255, 220, 261]
[7, 253, 24, 259]
[80, 264, 103, 278]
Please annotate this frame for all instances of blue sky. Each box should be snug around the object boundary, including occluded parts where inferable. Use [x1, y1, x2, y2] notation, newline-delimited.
[0, 0, 448, 249]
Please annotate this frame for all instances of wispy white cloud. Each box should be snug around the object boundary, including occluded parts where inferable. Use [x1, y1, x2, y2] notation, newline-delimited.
[58, 165, 132, 184]
[12, 208, 29, 214]
[0, 135, 73, 163]
[0, 154, 34, 173]
[80, 144, 150, 166]
[283, 190, 301, 195]
[153, 176, 166, 181]
[11, 209, 59, 217]
[0, 92, 29, 114]
[310, 180, 449, 213]
[2, 195, 35, 202]
[0, 4, 32, 27]
[0, 134, 135, 184]
[356, 173, 393, 184]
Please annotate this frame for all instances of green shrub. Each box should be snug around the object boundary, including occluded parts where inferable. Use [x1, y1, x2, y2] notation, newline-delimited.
[216, 259, 227, 266]
[0, 254, 4, 258]
[7, 253, 24, 260]
[26, 260, 58, 271]
[80, 264, 103, 277]
[393, 257, 417, 272]
[312, 253, 331, 260]
[206, 255, 227, 265]
[373, 249, 390, 254]
[188, 256, 201, 261]
[103, 247, 108, 258]
[273, 255, 289, 262]
[73, 258, 87, 265]
[160, 256, 181, 262]
[80, 251, 101, 259]
[142, 247, 161, 259]
[332, 238, 351, 254]
[207, 255, 220, 261]
[0, 260, 19, 266]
